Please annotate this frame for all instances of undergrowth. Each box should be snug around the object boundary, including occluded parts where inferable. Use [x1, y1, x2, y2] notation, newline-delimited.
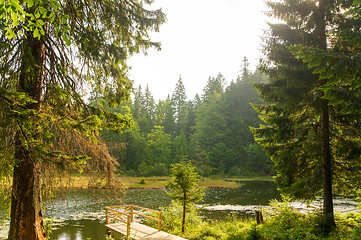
[146, 199, 361, 240]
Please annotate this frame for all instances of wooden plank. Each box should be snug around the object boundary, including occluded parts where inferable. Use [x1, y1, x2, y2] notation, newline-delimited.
[106, 222, 187, 240]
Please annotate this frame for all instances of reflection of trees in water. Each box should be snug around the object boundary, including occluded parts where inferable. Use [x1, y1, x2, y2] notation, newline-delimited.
[50, 220, 106, 240]
[201, 181, 280, 205]
[43, 184, 280, 239]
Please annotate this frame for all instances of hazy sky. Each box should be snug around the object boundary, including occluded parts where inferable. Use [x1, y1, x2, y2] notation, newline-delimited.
[128, 0, 268, 101]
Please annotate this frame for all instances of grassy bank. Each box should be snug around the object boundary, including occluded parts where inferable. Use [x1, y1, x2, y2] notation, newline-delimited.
[47, 175, 273, 189]
[144, 200, 361, 240]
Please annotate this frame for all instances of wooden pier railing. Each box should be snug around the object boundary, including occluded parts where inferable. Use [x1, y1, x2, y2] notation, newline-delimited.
[105, 205, 162, 237]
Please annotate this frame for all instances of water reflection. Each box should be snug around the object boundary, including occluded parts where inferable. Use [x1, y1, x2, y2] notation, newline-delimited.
[44, 181, 280, 239]
[0, 181, 281, 240]
[202, 181, 280, 206]
[50, 219, 105, 240]
[199, 181, 280, 220]
[1, 181, 358, 240]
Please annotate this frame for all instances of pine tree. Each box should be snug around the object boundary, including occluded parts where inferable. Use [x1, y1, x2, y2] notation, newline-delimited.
[194, 74, 228, 173]
[139, 85, 156, 134]
[223, 61, 267, 175]
[289, 0, 361, 198]
[161, 96, 176, 136]
[133, 85, 144, 120]
[171, 76, 188, 135]
[253, 0, 354, 232]
[167, 160, 204, 234]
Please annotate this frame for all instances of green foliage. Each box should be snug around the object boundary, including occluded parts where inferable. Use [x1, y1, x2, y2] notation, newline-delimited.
[156, 200, 361, 240]
[171, 76, 188, 135]
[145, 200, 203, 235]
[167, 159, 204, 233]
[102, 68, 272, 177]
[138, 177, 146, 185]
[136, 162, 169, 177]
[167, 160, 204, 205]
[1, 0, 166, 237]
[228, 166, 239, 176]
[0, 0, 70, 40]
[147, 126, 171, 165]
[0, 184, 11, 225]
[261, 199, 322, 239]
[44, 218, 54, 240]
[252, 4, 361, 229]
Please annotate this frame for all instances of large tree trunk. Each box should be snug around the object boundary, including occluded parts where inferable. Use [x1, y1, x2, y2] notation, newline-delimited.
[8, 141, 46, 240]
[8, 32, 46, 240]
[317, 0, 335, 233]
[320, 98, 335, 230]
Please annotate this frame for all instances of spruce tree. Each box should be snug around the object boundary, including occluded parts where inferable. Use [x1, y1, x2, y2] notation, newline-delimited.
[171, 76, 188, 135]
[253, 0, 353, 232]
[0, 1, 165, 239]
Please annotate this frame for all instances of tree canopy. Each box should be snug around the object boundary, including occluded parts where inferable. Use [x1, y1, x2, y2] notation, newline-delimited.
[100, 65, 272, 178]
[253, 0, 361, 233]
[0, 0, 165, 239]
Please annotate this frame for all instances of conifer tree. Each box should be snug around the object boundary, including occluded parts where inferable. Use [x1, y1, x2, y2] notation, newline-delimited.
[167, 160, 204, 234]
[171, 76, 187, 135]
[0, 1, 165, 239]
[289, 0, 361, 197]
[253, 0, 354, 232]
[133, 85, 144, 120]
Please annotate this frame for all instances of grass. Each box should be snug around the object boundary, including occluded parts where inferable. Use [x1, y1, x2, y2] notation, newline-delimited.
[46, 175, 272, 189]
[148, 199, 361, 240]
[120, 176, 170, 188]
[119, 176, 243, 188]
[198, 178, 240, 188]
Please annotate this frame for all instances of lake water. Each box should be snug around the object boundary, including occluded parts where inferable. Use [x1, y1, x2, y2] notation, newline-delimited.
[46, 181, 279, 240]
[0, 181, 359, 240]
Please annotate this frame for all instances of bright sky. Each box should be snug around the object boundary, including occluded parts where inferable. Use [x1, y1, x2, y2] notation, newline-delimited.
[128, 0, 268, 101]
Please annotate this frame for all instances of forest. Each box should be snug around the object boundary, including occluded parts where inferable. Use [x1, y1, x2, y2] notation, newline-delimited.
[99, 60, 273, 177]
[2, 0, 361, 239]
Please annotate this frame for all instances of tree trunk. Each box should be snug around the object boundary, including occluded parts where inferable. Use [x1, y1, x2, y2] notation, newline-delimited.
[8, 140, 46, 240]
[320, 98, 335, 231]
[317, 0, 335, 233]
[182, 192, 186, 234]
[8, 31, 46, 240]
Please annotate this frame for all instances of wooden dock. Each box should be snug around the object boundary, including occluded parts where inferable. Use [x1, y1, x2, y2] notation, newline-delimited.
[105, 205, 187, 240]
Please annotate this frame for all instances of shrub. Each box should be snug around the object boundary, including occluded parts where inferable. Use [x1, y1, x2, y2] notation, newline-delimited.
[260, 199, 323, 239]
[138, 177, 147, 185]
[228, 166, 239, 176]
[149, 163, 169, 176]
[146, 198, 361, 240]
[145, 200, 202, 235]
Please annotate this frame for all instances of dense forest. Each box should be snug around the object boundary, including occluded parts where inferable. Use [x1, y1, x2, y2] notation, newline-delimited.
[3, 0, 361, 238]
[99, 59, 273, 177]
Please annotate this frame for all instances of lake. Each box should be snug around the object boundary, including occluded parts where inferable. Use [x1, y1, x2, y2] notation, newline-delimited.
[0, 181, 359, 240]
[46, 181, 279, 240]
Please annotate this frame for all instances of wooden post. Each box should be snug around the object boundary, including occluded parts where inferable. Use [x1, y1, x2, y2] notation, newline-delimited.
[127, 214, 131, 237]
[105, 208, 108, 224]
[158, 212, 162, 231]
[130, 205, 134, 223]
[256, 210, 263, 224]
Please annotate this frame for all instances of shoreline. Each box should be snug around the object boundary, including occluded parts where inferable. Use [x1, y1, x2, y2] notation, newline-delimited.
[2, 176, 273, 190]
[38, 176, 273, 190]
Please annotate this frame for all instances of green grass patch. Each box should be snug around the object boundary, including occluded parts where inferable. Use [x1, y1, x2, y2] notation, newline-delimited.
[147, 199, 361, 240]
[47, 175, 273, 189]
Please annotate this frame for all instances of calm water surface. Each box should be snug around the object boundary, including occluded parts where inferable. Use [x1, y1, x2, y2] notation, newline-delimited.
[45, 181, 278, 240]
[0, 181, 359, 240]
